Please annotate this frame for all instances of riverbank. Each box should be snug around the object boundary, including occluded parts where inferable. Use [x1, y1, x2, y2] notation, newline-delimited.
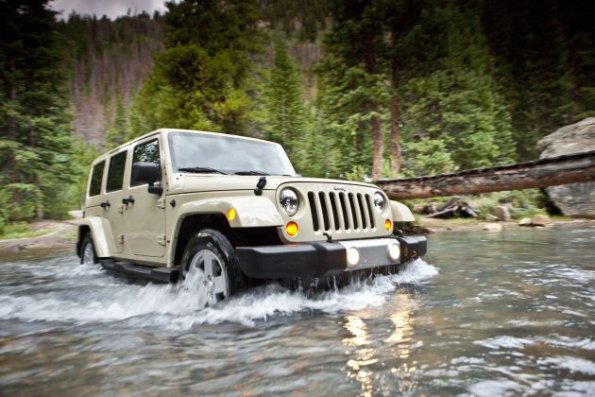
[0, 221, 77, 253]
[419, 216, 595, 233]
[1, 218, 593, 255]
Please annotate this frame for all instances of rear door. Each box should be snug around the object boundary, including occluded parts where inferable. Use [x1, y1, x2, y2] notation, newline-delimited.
[123, 137, 166, 258]
[103, 150, 128, 254]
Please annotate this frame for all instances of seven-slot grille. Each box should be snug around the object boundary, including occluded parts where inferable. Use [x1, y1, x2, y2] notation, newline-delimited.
[307, 191, 376, 232]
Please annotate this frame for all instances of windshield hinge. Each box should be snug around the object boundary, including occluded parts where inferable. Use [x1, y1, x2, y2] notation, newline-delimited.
[254, 176, 267, 196]
[156, 198, 166, 209]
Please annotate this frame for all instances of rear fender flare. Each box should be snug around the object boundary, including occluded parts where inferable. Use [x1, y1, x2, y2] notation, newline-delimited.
[76, 216, 113, 258]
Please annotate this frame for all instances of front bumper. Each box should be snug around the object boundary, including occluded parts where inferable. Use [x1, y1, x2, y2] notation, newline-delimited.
[236, 235, 427, 279]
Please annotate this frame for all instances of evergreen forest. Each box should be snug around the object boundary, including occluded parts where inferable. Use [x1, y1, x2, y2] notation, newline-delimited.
[0, 0, 594, 230]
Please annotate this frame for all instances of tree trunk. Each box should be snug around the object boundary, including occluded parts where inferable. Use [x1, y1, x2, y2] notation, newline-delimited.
[390, 59, 402, 175]
[389, 29, 402, 176]
[376, 150, 595, 199]
[362, 31, 384, 180]
[34, 175, 44, 221]
[371, 113, 383, 179]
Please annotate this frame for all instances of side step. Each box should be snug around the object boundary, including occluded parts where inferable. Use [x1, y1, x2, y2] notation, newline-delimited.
[100, 259, 180, 283]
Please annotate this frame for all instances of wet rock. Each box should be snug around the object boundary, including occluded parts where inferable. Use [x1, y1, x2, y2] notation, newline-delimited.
[537, 117, 595, 218]
[412, 203, 438, 215]
[518, 217, 532, 226]
[482, 223, 503, 232]
[531, 214, 552, 226]
[492, 205, 511, 222]
[485, 214, 499, 222]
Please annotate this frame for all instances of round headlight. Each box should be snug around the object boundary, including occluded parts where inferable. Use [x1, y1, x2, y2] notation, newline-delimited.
[279, 188, 299, 216]
[373, 192, 386, 212]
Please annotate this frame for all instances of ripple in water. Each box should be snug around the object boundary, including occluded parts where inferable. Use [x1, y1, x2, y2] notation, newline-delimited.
[0, 259, 438, 328]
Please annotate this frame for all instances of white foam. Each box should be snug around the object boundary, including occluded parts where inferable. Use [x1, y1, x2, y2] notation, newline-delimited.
[540, 357, 595, 375]
[0, 259, 438, 328]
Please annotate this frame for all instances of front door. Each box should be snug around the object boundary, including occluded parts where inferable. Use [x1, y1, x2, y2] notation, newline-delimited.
[124, 137, 166, 258]
[103, 150, 128, 253]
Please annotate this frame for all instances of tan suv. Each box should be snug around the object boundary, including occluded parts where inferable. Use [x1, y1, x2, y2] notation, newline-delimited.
[77, 129, 427, 306]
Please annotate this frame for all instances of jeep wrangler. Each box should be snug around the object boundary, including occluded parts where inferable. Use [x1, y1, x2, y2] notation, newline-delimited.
[77, 129, 427, 306]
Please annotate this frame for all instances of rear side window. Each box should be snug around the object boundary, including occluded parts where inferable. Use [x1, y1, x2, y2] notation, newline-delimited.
[106, 151, 127, 192]
[131, 139, 160, 186]
[88, 160, 105, 197]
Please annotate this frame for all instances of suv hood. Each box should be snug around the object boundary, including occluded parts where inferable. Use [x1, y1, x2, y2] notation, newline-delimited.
[168, 174, 379, 195]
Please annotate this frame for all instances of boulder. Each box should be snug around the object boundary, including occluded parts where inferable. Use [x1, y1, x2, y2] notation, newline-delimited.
[518, 217, 532, 226]
[537, 118, 595, 218]
[492, 205, 511, 222]
[531, 214, 552, 226]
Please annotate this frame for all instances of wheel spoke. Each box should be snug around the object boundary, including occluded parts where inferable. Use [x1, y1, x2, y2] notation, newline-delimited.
[213, 275, 227, 294]
[204, 255, 216, 277]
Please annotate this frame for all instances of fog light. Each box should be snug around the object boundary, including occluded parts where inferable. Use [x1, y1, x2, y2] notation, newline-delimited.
[286, 221, 299, 237]
[347, 247, 360, 267]
[388, 243, 400, 261]
[384, 219, 392, 231]
[227, 208, 237, 221]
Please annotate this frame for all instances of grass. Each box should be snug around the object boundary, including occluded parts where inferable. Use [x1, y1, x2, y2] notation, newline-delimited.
[0, 223, 51, 240]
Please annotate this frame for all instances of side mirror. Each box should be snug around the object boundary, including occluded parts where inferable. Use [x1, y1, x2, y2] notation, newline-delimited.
[131, 162, 163, 195]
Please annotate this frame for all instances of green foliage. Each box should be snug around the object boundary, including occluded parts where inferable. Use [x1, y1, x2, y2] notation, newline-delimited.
[0, 0, 76, 220]
[401, 138, 455, 176]
[0, 222, 51, 240]
[263, 37, 306, 160]
[483, 0, 595, 159]
[105, 92, 129, 148]
[129, 0, 261, 139]
[4, 184, 37, 222]
[469, 189, 548, 220]
[399, 3, 514, 172]
[0, 187, 10, 234]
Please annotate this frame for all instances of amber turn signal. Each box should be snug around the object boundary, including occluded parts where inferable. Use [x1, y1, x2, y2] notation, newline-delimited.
[286, 221, 299, 237]
[227, 208, 237, 221]
[384, 219, 392, 231]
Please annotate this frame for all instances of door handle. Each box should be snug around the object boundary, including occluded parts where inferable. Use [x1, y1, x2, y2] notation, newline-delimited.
[100, 200, 111, 209]
[122, 195, 135, 205]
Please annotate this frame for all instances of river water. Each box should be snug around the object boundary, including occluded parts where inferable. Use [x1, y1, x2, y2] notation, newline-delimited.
[0, 224, 593, 396]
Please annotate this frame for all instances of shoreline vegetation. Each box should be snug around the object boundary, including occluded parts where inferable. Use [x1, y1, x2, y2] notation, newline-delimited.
[1, 218, 593, 255]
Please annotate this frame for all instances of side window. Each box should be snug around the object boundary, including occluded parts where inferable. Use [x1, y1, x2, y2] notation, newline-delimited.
[106, 151, 127, 192]
[88, 160, 105, 197]
[131, 139, 160, 187]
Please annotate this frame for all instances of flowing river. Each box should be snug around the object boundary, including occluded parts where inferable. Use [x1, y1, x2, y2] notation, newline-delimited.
[0, 224, 593, 396]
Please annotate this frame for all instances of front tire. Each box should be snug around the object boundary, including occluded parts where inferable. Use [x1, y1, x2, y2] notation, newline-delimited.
[180, 229, 245, 307]
[80, 234, 98, 265]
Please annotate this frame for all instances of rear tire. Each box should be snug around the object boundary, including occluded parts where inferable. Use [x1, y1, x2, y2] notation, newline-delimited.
[180, 229, 245, 307]
[80, 234, 98, 265]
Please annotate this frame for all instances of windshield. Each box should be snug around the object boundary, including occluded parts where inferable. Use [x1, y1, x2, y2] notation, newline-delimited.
[167, 131, 296, 176]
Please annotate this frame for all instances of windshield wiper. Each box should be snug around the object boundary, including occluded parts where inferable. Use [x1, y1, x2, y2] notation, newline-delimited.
[234, 170, 270, 176]
[178, 167, 227, 175]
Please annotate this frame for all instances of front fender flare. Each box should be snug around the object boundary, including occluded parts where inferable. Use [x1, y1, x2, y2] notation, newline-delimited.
[176, 196, 284, 228]
[390, 200, 415, 222]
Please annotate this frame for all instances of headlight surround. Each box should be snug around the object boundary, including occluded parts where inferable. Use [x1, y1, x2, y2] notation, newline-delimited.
[373, 192, 386, 212]
[279, 188, 299, 216]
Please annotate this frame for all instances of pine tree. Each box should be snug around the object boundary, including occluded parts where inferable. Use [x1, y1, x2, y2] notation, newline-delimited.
[0, 0, 75, 221]
[105, 91, 129, 148]
[317, 0, 390, 179]
[129, 0, 261, 138]
[264, 37, 306, 161]
[399, 3, 514, 173]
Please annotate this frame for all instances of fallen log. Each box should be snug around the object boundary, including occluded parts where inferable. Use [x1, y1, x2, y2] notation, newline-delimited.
[376, 150, 595, 200]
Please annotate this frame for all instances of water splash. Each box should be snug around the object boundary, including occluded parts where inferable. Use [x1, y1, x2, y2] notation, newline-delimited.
[0, 259, 438, 328]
